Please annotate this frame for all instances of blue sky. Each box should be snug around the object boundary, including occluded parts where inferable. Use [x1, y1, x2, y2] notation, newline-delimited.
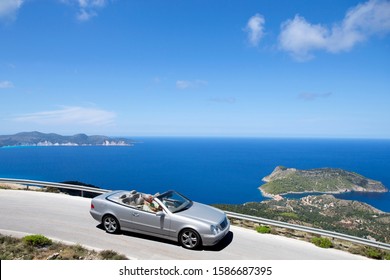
[1, 0, 389, 138]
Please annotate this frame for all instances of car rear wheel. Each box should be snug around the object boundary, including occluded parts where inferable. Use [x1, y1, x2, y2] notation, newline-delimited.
[179, 229, 201, 249]
[103, 215, 120, 234]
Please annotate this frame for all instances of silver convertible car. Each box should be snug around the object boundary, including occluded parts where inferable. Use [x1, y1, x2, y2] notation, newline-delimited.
[90, 190, 230, 249]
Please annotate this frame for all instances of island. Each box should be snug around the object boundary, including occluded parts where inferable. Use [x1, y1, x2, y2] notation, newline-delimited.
[213, 165, 390, 247]
[213, 165, 389, 244]
[260, 166, 388, 198]
[0, 131, 134, 147]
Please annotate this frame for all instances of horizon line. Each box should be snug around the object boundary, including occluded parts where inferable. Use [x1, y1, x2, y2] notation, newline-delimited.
[2, 131, 390, 140]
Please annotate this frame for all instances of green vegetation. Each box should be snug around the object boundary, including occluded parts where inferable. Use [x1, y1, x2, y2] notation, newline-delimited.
[22, 234, 52, 247]
[228, 217, 390, 259]
[0, 234, 128, 260]
[365, 248, 382, 259]
[261, 166, 387, 195]
[311, 237, 333, 248]
[360, 247, 390, 260]
[280, 212, 299, 219]
[99, 250, 128, 260]
[214, 194, 390, 244]
[256, 225, 271, 234]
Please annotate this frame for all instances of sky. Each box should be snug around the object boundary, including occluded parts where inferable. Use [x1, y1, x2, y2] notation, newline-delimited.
[0, 0, 389, 138]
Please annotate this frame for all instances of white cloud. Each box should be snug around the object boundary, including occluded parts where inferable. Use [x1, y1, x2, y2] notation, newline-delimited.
[61, 0, 109, 21]
[13, 106, 116, 126]
[77, 9, 97, 21]
[298, 92, 332, 101]
[176, 80, 208, 90]
[61, 0, 108, 8]
[0, 0, 23, 20]
[176, 80, 191, 90]
[343, 0, 390, 35]
[279, 15, 328, 60]
[209, 97, 237, 104]
[78, 0, 107, 8]
[0, 80, 14, 88]
[279, 0, 390, 60]
[245, 13, 265, 46]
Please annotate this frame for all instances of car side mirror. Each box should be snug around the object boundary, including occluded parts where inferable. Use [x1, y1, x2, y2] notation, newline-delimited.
[156, 211, 165, 217]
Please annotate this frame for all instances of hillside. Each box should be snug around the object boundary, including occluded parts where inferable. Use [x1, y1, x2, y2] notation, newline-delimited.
[0, 131, 134, 147]
[260, 166, 387, 196]
[215, 194, 390, 243]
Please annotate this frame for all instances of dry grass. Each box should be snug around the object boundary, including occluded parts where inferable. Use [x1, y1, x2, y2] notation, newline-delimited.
[0, 234, 128, 260]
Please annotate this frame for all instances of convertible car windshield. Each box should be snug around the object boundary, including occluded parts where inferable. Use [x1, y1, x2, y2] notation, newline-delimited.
[157, 191, 192, 213]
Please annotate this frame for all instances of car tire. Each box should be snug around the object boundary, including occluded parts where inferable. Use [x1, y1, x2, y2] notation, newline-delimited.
[179, 228, 201, 249]
[102, 215, 120, 234]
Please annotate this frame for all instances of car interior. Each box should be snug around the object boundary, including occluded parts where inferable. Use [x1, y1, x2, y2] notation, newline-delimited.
[119, 190, 161, 212]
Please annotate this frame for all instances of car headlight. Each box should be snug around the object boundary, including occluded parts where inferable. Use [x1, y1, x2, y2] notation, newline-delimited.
[210, 225, 221, 235]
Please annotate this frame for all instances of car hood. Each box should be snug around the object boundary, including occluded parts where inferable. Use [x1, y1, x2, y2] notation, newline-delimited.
[175, 202, 225, 224]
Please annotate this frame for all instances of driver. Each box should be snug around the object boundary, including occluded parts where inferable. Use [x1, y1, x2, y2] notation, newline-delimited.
[143, 195, 162, 212]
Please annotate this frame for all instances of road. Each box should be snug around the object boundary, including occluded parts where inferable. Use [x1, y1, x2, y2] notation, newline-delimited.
[0, 189, 367, 259]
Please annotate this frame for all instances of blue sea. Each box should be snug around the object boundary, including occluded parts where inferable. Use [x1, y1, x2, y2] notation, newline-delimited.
[1, 138, 390, 212]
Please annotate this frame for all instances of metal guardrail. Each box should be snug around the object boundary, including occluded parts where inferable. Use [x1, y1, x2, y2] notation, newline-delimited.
[225, 211, 390, 251]
[1, 178, 390, 251]
[0, 178, 109, 197]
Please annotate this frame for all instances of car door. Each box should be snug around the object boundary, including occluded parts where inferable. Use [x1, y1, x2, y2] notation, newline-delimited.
[114, 204, 135, 231]
[131, 202, 171, 236]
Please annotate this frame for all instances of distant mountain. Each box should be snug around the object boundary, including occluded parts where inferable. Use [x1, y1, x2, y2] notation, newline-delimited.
[0, 131, 134, 147]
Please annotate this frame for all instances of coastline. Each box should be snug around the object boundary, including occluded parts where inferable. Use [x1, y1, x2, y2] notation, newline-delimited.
[258, 185, 389, 201]
[0, 143, 133, 148]
[258, 187, 284, 201]
[1, 138, 390, 211]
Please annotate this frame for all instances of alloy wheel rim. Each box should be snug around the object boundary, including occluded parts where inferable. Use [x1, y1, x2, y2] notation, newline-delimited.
[104, 217, 117, 232]
[181, 231, 198, 248]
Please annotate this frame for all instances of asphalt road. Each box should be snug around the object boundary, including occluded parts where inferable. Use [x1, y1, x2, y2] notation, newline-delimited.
[0, 189, 367, 260]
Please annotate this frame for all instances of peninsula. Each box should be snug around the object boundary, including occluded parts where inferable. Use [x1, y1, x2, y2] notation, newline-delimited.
[215, 166, 390, 249]
[0, 131, 134, 147]
[260, 166, 388, 198]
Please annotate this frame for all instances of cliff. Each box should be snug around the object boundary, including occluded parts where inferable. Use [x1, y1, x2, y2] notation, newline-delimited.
[0, 131, 134, 147]
[260, 166, 388, 196]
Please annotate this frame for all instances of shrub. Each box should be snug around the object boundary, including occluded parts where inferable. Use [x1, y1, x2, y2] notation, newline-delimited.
[22, 234, 52, 247]
[365, 248, 382, 260]
[311, 237, 333, 248]
[280, 212, 299, 219]
[256, 225, 271, 234]
[58, 244, 89, 260]
[99, 250, 128, 260]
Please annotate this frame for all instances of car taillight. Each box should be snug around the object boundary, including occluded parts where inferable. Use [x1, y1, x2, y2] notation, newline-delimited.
[91, 203, 95, 209]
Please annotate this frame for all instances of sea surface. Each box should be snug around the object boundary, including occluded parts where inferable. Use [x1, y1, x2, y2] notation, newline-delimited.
[1, 138, 390, 212]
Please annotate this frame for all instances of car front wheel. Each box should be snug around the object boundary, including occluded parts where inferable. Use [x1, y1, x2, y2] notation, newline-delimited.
[103, 215, 120, 234]
[179, 229, 201, 249]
